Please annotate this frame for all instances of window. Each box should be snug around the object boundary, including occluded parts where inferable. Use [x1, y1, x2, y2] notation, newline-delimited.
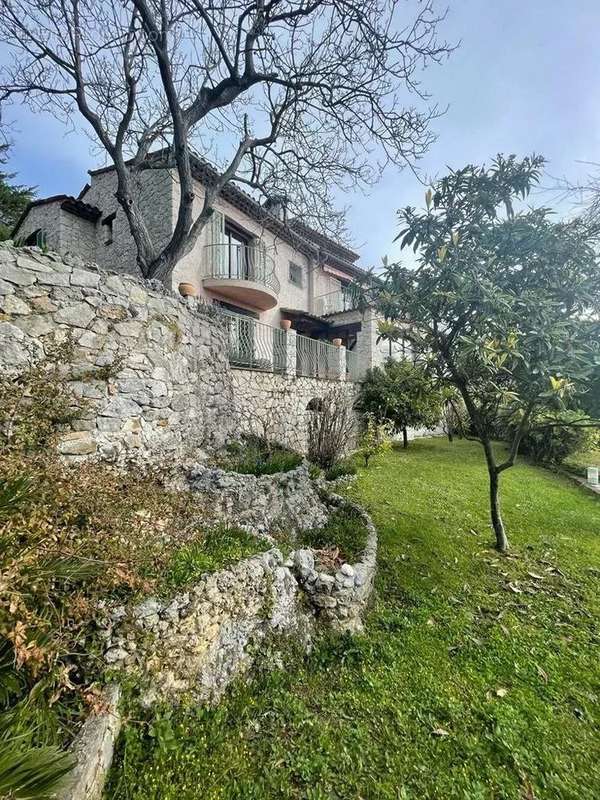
[289, 262, 303, 288]
[224, 221, 250, 278]
[102, 212, 116, 245]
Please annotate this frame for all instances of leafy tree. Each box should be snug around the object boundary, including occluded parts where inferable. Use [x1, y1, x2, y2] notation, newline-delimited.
[357, 359, 443, 449]
[371, 155, 600, 551]
[0, 144, 34, 241]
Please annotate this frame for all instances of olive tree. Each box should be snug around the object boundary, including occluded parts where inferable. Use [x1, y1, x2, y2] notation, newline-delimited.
[0, 0, 452, 281]
[372, 155, 600, 551]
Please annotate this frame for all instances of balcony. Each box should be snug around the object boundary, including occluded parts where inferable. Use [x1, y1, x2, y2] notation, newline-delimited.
[202, 243, 280, 311]
[313, 286, 361, 317]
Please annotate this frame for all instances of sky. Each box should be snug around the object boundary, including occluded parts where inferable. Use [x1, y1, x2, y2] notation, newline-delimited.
[3, 0, 600, 267]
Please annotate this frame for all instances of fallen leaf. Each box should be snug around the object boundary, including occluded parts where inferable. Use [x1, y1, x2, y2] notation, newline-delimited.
[527, 572, 544, 580]
[495, 687, 509, 698]
[507, 582, 522, 594]
[432, 727, 450, 737]
[536, 664, 548, 683]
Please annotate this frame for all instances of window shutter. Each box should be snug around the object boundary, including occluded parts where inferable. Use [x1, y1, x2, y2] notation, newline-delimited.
[207, 210, 225, 276]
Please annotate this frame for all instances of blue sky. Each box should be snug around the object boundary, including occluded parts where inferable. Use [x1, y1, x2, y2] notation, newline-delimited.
[3, 1, 600, 267]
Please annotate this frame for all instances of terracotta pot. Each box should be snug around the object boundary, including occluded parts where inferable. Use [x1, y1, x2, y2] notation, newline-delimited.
[280, 319, 292, 331]
[332, 337, 343, 347]
[178, 282, 197, 298]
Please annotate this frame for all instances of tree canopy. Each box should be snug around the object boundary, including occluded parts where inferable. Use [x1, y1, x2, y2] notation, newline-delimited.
[0, 0, 452, 280]
[0, 144, 35, 240]
[357, 359, 443, 449]
[372, 154, 600, 550]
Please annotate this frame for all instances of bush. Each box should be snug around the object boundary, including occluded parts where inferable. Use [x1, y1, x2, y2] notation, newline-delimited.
[357, 415, 393, 467]
[217, 435, 302, 475]
[515, 410, 599, 465]
[324, 460, 357, 481]
[307, 392, 355, 469]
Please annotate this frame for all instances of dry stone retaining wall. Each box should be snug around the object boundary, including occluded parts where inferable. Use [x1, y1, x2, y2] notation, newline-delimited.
[0, 243, 361, 461]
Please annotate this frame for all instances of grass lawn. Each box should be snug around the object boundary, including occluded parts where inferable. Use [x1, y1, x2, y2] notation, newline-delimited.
[106, 439, 600, 800]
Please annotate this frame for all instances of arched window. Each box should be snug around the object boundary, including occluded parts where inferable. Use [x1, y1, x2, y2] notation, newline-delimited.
[306, 397, 324, 412]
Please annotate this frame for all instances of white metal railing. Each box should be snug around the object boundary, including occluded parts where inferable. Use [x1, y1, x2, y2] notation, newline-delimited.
[345, 349, 361, 382]
[220, 309, 287, 372]
[313, 286, 359, 316]
[204, 243, 280, 295]
[296, 334, 342, 379]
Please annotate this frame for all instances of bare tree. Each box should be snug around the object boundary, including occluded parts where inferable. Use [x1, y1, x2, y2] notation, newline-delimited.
[0, 0, 452, 281]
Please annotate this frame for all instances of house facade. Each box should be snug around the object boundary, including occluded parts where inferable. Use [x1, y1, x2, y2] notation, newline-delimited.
[13, 155, 408, 378]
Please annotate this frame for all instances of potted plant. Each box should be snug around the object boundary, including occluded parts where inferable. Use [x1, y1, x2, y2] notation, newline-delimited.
[178, 282, 197, 298]
[332, 337, 343, 347]
[280, 319, 292, 331]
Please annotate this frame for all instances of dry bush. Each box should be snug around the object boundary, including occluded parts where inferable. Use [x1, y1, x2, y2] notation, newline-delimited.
[307, 392, 355, 469]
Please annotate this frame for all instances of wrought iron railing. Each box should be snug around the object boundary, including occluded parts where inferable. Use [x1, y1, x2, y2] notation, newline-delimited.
[345, 349, 361, 382]
[204, 243, 280, 294]
[220, 309, 287, 372]
[313, 286, 360, 316]
[296, 334, 342, 379]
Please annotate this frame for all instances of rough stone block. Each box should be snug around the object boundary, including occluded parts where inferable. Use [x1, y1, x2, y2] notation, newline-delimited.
[56, 431, 97, 455]
[0, 262, 36, 286]
[71, 268, 100, 288]
[54, 302, 96, 329]
[0, 295, 31, 315]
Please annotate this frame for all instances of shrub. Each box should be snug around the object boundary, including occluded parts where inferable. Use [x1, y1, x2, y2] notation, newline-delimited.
[307, 392, 355, 469]
[324, 460, 357, 481]
[515, 410, 599, 465]
[357, 415, 393, 467]
[218, 435, 302, 475]
[0, 337, 86, 452]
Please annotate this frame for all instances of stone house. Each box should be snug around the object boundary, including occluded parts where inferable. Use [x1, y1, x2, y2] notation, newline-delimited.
[12, 154, 409, 379]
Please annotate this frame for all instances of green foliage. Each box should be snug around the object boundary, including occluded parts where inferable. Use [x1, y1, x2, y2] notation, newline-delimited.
[356, 359, 443, 442]
[513, 410, 599, 465]
[217, 435, 302, 475]
[162, 525, 263, 589]
[357, 415, 393, 467]
[297, 505, 368, 563]
[323, 459, 357, 481]
[371, 154, 600, 548]
[0, 338, 86, 452]
[106, 440, 600, 799]
[0, 712, 74, 800]
[0, 144, 35, 241]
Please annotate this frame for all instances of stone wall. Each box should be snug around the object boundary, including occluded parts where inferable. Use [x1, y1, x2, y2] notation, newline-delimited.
[187, 462, 329, 535]
[0, 243, 236, 462]
[0, 243, 363, 461]
[231, 368, 360, 454]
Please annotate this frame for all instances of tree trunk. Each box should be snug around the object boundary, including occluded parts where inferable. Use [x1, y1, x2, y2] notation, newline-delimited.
[488, 467, 508, 552]
[447, 429, 453, 443]
[402, 427, 408, 449]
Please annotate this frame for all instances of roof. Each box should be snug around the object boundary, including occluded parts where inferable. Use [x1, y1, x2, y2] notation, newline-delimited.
[89, 151, 365, 277]
[12, 194, 102, 237]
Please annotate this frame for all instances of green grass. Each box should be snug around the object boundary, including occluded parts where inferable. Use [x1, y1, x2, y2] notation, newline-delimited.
[297, 505, 368, 563]
[106, 438, 600, 800]
[563, 447, 600, 478]
[159, 525, 266, 591]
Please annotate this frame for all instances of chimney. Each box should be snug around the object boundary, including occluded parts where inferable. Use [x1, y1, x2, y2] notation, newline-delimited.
[264, 194, 288, 223]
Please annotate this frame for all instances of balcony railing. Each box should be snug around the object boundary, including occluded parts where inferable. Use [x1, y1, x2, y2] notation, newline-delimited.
[204, 243, 280, 295]
[345, 349, 361, 382]
[220, 309, 287, 372]
[313, 286, 360, 316]
[296, 334, 344, 379]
